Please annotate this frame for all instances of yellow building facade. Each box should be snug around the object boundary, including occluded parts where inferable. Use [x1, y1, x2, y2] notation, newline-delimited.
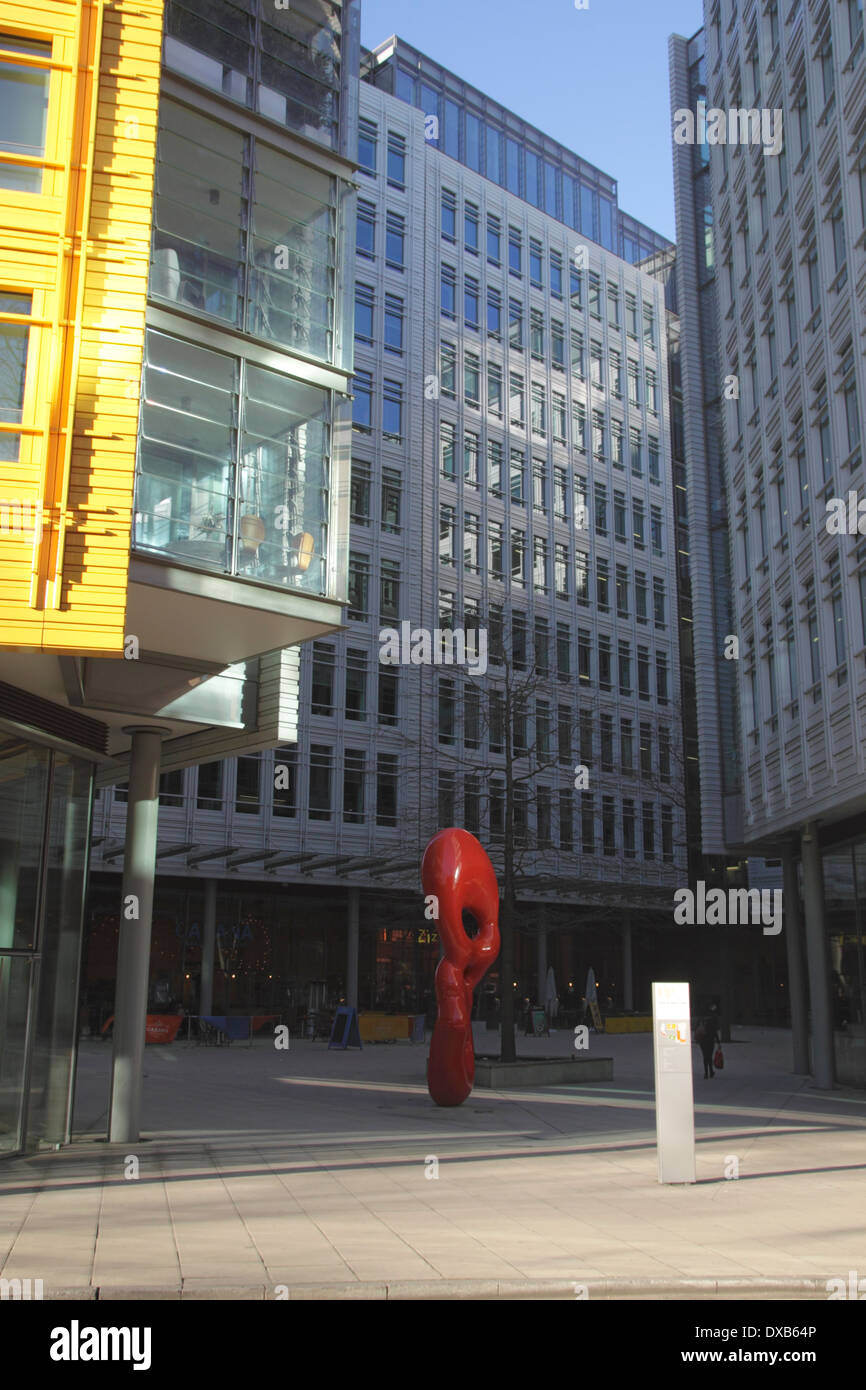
[0, 0, 163, 654]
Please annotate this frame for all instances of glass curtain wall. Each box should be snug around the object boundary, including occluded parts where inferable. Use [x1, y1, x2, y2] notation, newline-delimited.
[0, 737, 93, 1155]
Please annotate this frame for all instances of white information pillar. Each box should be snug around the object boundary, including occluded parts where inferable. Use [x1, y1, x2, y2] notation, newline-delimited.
[651, 981, 696, 1184]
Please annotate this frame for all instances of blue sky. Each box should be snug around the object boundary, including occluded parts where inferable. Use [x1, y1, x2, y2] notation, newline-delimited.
[360, 0, 704, 242]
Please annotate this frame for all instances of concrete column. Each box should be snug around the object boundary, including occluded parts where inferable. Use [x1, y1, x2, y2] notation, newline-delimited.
[536, 918, 547, 1009]
[108, 727, 164, 1144]
[199, 878, 216, 1017]
[781, 845, 810, 1075]
[622, 914, 633, 1012]
[346, 887, 359, 1009]
[801, 822, 835, 1089]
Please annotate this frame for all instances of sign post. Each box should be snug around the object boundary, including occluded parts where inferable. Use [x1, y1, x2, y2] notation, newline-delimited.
[651, 981, 696, 1184]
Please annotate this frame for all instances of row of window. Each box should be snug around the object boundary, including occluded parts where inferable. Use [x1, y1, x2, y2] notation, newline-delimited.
[438, 513, 665, 604]
[137, 749, 677, 858]
[436, 341, 659, 440]
[358, 95, 639, 258]
[436, 775, 677, 861]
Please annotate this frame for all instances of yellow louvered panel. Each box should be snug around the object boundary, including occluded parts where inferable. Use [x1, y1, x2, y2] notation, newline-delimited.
[0, 0, 164, 655]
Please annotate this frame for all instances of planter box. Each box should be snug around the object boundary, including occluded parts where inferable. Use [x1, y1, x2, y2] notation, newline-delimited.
[474, 1056, 613, 1088]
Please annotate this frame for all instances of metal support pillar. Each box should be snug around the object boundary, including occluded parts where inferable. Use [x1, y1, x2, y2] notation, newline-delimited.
[800, 821, 834, 1089]
[108, 727, 164, 1143]
[346, 887, 359, 1009]
[781, 845, 810, 1075]
[200, 878, 216, 1016]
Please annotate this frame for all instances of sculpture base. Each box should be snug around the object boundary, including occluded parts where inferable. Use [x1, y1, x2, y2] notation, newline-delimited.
[473, 1056, 613, 1088]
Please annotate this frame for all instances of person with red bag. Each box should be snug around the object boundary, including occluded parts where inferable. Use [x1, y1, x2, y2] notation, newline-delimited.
[696, 1003, 722, 1079]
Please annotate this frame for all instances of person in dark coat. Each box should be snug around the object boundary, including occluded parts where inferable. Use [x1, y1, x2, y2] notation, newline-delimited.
[697, 1003, 721, 1079]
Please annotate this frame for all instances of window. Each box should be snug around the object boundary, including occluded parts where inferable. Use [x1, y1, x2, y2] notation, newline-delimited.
[488, 519, 504, 579]
[598, 631, 611, 687]
[354, 282, 374, 343]
[464, 512, 480, 572]
[592, 409, 605, 459]
[465, 351, 480, 406]
[487, 287, 502, 338]
[531, 383, 546, 436]
[532, 458, 547, 513]
[235, 753, 261, 813]
[550, 250, 563, 299]
[525, 237, 543, 287]
[606, 281, 619, 327]
[487, 214, 501, 264]
[380, 558, 400, 620]
[570, 335, 585, 388]
[574, 550, 588, 605]
[308, 745, 332, 820]
[551, 320, 565, 371]
[358, 118, 377, 174]
[595, 482, 608, 536]
[533, 536, 548, 592]
[648, 437, 660, 483]
[611, 418, 623, 468]
[383, 293, 403, 354]
[440, 421, 456, 480]
[609, 349, 622, 398]
[656, 651, 669, 704]
[643, 302, 656, 349]
[378, 666, 398, 725]
[653, 576, 666, 627]
[567, 269, 582, 322]
[602, 796, 616, 855]
[489, 691, 504, 754]
[385, 212, 405, 269]
[509, 298, 524, 351]
[344, 649, 368, 722]
[625, 293, 637, 337]
[336, 748, 365, 828]
[616, 563, 629, 616]
[578, 628, 591, 684]
[465, 201, 479, 253]
[618, 640, 632, 695]
[633, 498, 646, 548]
[0, 37, 52, 193]
[438, 678, 456, 744]
[508, 226, 522, 276]
[347, 551, 370, 619]
[509, 447, 525, 503]
[0, 292, 31, 459]
[464, 273, 480, 329]
[381, 468, 401, 533]
[510, 372, 525, 428]
[441, 188, 457, 241]
[554, 466, 568, 520]
[441, 264, 456, 318]
[651, 505, 663, 556]
[637, 646, 650, 699]
[439, 505, 456, 566]
[488, 362, 503, 415]
[635, 571, 648, 622]
[311, 642, 335, 714]
[530, 308, 545, 359]
[464, 430, 479, 486]
[581, 798, 595, 855]
[511, 528, 526, 586]
[627, 361, 640, 406]
[383, 378, 402, 438]
[588, 272, 601, 318]
[441, 342, 456, 398]
[556, 391, 569, 439]
[197, 760, 224, 811]
[557, 622, 570, 678]
[550, 542, 567, 600]
[387, 131, 406, 188]
[377, 754, 398, 826]
[590, 342, 603, 388]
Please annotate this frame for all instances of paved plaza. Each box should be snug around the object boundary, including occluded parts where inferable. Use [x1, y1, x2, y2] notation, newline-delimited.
[1, 1025, 864, 1299]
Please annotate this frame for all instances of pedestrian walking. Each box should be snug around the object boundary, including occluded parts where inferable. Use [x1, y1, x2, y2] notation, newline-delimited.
[695, 1003, 721, 1079]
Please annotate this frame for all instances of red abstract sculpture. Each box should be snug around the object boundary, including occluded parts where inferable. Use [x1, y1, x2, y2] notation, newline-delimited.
[421, 828, 500, 1107]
